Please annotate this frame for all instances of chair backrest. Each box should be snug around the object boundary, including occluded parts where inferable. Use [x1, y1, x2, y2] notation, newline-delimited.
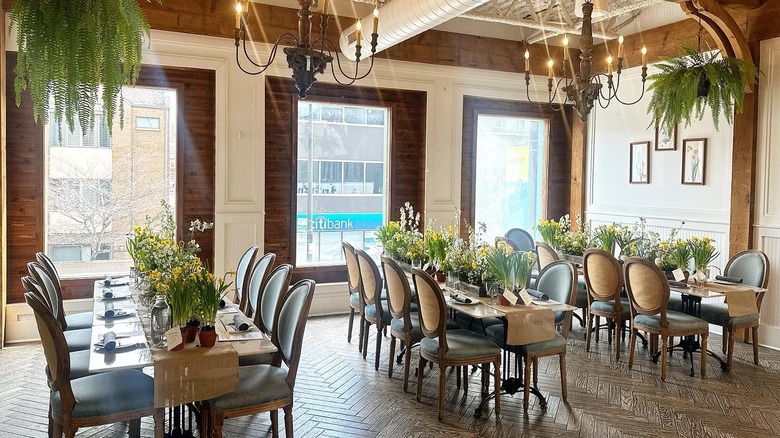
[725, 250, 769, 288]
[342, 242, 361, 295]
[381, 256, 413, 330]
[21, 275, 53, 313]
[271, 279, 315, 389]
[536, 241, 560, 270]
[258, 264, 293, 335]
[246, 253, 276, 319]
[535, 260, 577, 332]
[355, 249, 382, 315]
[505, 228, 535, 252]
[411, 268, 449, 352]
[235, 245, 259, 313]
[25, 291, 75, 413]
[494, 236, 520, 252]
[623, 257, 669, 321]
[28, 262, 65, 329]
[583, 248, 623, 304]
[33, 254, 69, 329]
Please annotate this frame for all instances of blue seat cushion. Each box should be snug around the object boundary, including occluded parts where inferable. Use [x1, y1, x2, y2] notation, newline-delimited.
[365, 301, 416, 325]
[212, 364, 290, 411]
[667, 295, 683, 312]
[64, 328, 92, 352]
[68, 350, 93, 380]
[51, 369, 153, 418]
[453, 312, 503, 335]
[420, 329, 500, 360]
[699, 302, 759, 327]
[634, 311, 709, 333]
[350, 290, 390, 308]
[65, 312, 94, 330]
[238, 353, 273, 367]
[484, 323, 507, 346]
[390, 312, 458, 339]
[590, 298, 631, 318]
[520, 332, 567, 355]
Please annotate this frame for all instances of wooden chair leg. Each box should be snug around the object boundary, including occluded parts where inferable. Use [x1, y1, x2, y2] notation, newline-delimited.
[533, 357, 539, 388]
[494, 358, 501, 416]
[362, 320, 370, 360]
[586, 311, 593, 352]
[463, 365, 468, 394]
[628, 327, 637, 369]
[752, 326, 760, 365]
[129, 418, 141, 438]
[700, 333, 707, 378]
[388, 336, 396, 378]
[358, 316, 365, 353]
[438, 364, 446, 422]
[595, 316, 601, 343]
[559, 353, 568, 401]
[615, 318, 621, 361]
[284, 405, 294, 438]
[722, 328, 728, 354]
[214, 412, 225, 438]
[523, 354, 532, 410]
[416, 356, 426, 402]
[375, 325, 383, 370]
[660, 335, 668, 381]
[744, 327, 751, 344]
[52, 420, 63, 438]
[403, 336, 412, 392]
[347, 308, 355, 343]
[271, 409, 279, 438]
[727, 327, 737, 371]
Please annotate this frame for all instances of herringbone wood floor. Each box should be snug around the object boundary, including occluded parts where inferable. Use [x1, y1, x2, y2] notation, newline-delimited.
[2, 315, 780, 437]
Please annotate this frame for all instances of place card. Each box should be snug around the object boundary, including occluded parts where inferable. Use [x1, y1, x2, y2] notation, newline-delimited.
[672, 268, 686, 282]
[518, 288, 533, 306]
[503, 289, 518, 305]
[165, 327, 183, 351]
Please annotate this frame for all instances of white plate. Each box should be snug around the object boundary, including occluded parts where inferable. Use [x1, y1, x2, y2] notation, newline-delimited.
[447, 297, 480, 306]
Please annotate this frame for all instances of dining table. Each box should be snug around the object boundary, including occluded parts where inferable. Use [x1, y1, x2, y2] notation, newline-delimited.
[88, 278, 277, 437]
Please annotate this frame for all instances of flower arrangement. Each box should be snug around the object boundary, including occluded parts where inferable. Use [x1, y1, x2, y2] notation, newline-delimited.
[536, 218, 562, 248]
[689, 236, 719, 272]
[670, 239, 692, 272]
[485, 243, 536, 290]
[615, 225, 640, 258]
[194, 266, 232, 328]
[593, 224, 620, 254]
[375, 202, 424, 264]
[557, 214, 591, 256]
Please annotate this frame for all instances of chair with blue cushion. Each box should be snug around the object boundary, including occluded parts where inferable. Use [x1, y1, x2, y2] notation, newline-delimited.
[412, 268, 501, 422]
[505, 228, 535, 252]
[624, 257, 709, 381]
[342, 242, 364, 348]
[356, 248, 393, 370]
[36, 252, 94, 330]
[583, 248, 631, 360]
[202, 279, 315, 438]
[25, 291, 160, 438]
[699, 250, 768, 370]
[244, 252, 276, 319]
[234, 245, 259, 315]
[495, 236, 520, 252]
[239, 260, 288, 367]
[27, 262, 92, 352]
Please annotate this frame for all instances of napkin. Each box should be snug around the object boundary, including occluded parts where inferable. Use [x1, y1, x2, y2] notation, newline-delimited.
[102, 288, 114, 299]
[104, 302, 115, 318]
[97, 331, 117, 351]
[668, 281, 688, 288]
[526, 289, 549, 301]
[219, 299, 226, 309]
[715, 275, 743, 284]
[233, 315, 250, 331]
[103, 275, 113, 287]
[450, 293, 473, 304]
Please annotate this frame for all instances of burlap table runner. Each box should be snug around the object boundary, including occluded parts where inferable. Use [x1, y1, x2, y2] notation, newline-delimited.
[483, 302, 555, 346]
[693, 282, 758, 317]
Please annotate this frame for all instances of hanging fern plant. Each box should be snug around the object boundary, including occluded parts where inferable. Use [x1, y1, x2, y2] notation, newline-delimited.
[647, 46, 758, 133]
[10, 0, 158, 135]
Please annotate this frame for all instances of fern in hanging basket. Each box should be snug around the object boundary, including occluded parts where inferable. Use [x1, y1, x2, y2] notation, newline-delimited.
[9, 0, 157, 135]
[647, 46, 758, 133]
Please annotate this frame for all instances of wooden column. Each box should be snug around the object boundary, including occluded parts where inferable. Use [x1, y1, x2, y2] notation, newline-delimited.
[569, 117, 587, 229]
[729, 41, 761, 256]
[1, 9, 7, 349]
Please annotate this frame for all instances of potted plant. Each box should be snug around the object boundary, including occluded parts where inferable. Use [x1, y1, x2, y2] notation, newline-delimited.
[670, 239, 692, 283]
[689, 236, 719, 284]
[195, 269, 232, 348]
[536, 218, 562, 248]
[647, 46, 758, 134]
[168, 268, 196, 351]
[9, 0, 158, 135]
[593, 224, 620, 255]
[486, 245, 537, 305]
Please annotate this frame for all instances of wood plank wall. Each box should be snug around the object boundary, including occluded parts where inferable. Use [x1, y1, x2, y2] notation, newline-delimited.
[1, 10, 6, 347]
[3, 57, 216, 303]
[460, 97, 574, 238]
[264, 76, 427, 284]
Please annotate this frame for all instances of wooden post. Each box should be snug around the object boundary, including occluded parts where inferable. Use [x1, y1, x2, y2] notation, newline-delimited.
[729, 42, 760, 256]
[1, 9, 7, 349]
[569, 117, 587, 229]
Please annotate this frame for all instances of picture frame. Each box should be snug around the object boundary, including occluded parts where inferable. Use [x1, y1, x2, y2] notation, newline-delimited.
[654, 123, 677, 151]
[682, 138, 707, 185]
[629, 141, 650, 184]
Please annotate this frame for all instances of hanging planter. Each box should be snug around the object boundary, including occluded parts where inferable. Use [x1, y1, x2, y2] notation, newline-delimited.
[9, 0, 158, 135]
[646, 46, 758, 133]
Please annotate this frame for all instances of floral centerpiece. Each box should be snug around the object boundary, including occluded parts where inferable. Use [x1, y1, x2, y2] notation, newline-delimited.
[557, 214, 592, 257]
[593, 224, 620, 254]
[536, 218, 562, 248]
[669, 239, 692, 273]
[689, 236, 719, 280]
[194, 265, 232, 348]
[375, 202, 423, 265]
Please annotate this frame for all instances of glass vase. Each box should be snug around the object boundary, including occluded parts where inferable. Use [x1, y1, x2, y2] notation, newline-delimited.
[151, 295, 171, 348]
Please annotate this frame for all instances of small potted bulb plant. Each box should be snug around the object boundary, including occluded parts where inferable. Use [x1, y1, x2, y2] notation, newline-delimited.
[195, 268, 232, 348]
[168, 276, 195, 351]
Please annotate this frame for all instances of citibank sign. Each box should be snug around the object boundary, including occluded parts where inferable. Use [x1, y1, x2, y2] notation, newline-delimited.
[296, 213, 383, 232]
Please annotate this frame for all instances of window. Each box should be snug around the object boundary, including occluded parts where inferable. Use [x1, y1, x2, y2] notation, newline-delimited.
[45, 86, 177, 277]
[136, 116, 161, 130]
[474, 114, 546, 240]
[296, 101, 389, 266]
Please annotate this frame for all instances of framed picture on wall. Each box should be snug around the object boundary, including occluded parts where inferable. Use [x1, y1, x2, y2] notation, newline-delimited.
[682, 138, 707, 185]
[630, 141, 650, 184]
[655, 123, 677, 151]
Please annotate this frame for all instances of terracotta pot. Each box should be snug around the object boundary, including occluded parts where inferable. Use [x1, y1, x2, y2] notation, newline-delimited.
[434, 270, 446, 283]
[497, 292, 512, 306]
[199, 326, 217, 348]
[682, 270, 690, 284]
[171, 327, 187, 351]
[186, 321, 200, 343]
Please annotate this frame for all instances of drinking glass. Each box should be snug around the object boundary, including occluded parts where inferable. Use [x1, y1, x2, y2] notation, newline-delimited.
[487, 282, 500, 305]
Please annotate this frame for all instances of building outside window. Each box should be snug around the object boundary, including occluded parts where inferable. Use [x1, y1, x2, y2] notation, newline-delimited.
[296, 102, 389, 265]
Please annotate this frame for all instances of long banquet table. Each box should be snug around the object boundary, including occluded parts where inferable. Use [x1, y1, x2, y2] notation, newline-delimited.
[88, 278, 277, 437]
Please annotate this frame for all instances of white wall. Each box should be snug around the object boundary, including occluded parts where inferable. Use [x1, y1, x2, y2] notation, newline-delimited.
[586, 65, 733, 272]
[754, 36, 780, 349]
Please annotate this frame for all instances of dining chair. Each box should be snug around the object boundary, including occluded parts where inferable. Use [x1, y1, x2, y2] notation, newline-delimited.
[505, 228, 535, 252]
[494, 236, 520, 251]
[583, 248, 630, 360]
[25, 291, 161, 438]
[484, 260, 577, 409]
[256, 264, 294, 336]
[356, 248, 393, 370]
[624, 257, 709, 381]
[535, 241, 559, 270]
[342, 242, 364, 348]
[699, 250, 768, 370]
[245, 252, 277, 319]
[234, 245, 259, 314]
[202, 279, 316, 438]
[36, 252, 93, 330]
[27, 262, 93, 352]
[412, 268, 501, 422]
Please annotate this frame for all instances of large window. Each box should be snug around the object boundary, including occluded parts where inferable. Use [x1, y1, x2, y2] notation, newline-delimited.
[45, 86, 178, 277]
[296, 102, 389, 265]
[474, 114, 546, 240]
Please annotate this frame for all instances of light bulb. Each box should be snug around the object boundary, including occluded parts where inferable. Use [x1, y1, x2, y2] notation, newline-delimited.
[235, 1, 242, 14]
[547, 59, 554, 68]
[356, 20, 362, 31]
[641, 46, 647, 55]
[374, 7, 379, 18]
[563, 36, 569, 47]
[607, 55, 613, 64]
[618, 35, 624, 45]
[524, 50, 530, 60]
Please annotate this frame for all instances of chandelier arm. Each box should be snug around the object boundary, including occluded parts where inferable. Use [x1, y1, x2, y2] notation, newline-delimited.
[323, 40, 375, 83]
[612, 82, 647, 106]
[241, 32, 298, 69]
[545, 77, 568, 111]
[235, 48, 267, 76]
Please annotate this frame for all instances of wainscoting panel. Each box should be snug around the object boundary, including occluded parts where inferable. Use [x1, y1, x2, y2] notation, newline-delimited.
[755, 228, 780, 349]
[214, 213, 263, 280]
